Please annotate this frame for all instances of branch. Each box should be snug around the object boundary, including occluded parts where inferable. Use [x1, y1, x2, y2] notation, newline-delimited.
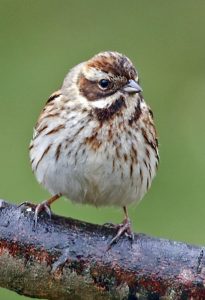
[0, 200, 204, 299]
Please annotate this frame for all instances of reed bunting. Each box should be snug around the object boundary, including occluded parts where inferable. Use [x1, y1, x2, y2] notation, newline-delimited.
[29, 51, 159, 245]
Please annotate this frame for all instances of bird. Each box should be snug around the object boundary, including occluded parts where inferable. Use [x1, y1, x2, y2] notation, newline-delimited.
[29, 51, 159, 246]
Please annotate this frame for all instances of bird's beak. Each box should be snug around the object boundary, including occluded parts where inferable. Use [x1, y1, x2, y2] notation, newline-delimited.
[123, 79, 142, 94]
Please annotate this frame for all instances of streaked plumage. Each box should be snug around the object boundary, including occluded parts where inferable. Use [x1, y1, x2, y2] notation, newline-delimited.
[29, 51, 159, 244]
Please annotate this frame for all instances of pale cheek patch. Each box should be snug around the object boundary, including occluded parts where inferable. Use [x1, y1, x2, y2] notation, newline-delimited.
[88, 91, 123, 109]
[89, 98, 110, 109]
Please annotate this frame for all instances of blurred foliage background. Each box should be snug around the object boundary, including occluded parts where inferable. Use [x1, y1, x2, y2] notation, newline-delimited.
[0, 0, 205, 298]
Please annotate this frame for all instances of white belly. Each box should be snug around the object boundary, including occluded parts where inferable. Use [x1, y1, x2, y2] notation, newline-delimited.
[31, 122, 157, 207]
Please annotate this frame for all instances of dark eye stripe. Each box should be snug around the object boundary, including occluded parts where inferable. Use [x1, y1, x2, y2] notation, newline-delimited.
[78, 76, 116, 101]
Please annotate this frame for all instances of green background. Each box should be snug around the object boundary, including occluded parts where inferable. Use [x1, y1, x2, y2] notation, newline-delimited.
[0, 0, 205, 298]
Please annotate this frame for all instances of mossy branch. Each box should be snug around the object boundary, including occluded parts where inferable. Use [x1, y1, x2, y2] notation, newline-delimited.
[0, 199, 205, 299]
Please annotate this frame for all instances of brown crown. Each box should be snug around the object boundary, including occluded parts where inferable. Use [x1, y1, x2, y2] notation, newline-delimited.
[87, 51, 137, 80]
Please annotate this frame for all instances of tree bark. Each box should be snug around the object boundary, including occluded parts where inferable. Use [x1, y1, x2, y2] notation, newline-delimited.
[0, 199, 204, 300]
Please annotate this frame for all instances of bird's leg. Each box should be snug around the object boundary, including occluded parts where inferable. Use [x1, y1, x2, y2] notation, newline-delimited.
[108, 206, 134, 248]
[18, 194, 61, 227]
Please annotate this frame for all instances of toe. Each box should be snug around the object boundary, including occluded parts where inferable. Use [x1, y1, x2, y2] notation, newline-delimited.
[18, 201, 35, 209]
[107, 218, 133, 250]
[34, 202, 52, 228]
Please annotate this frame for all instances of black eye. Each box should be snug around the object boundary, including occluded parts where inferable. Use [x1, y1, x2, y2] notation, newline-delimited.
[98, 79, 110, 89]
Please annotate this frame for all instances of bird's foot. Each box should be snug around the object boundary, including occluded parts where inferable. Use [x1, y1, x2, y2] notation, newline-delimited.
[18, 194, 60, 228]
[18, 200, 52, 228]
[108, 217, 134, 250]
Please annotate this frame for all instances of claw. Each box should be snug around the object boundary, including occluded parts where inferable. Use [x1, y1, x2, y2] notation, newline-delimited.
[34, 201, 52, 228]
[18, 201, 35, 209]
[103, 222, 116, 229]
